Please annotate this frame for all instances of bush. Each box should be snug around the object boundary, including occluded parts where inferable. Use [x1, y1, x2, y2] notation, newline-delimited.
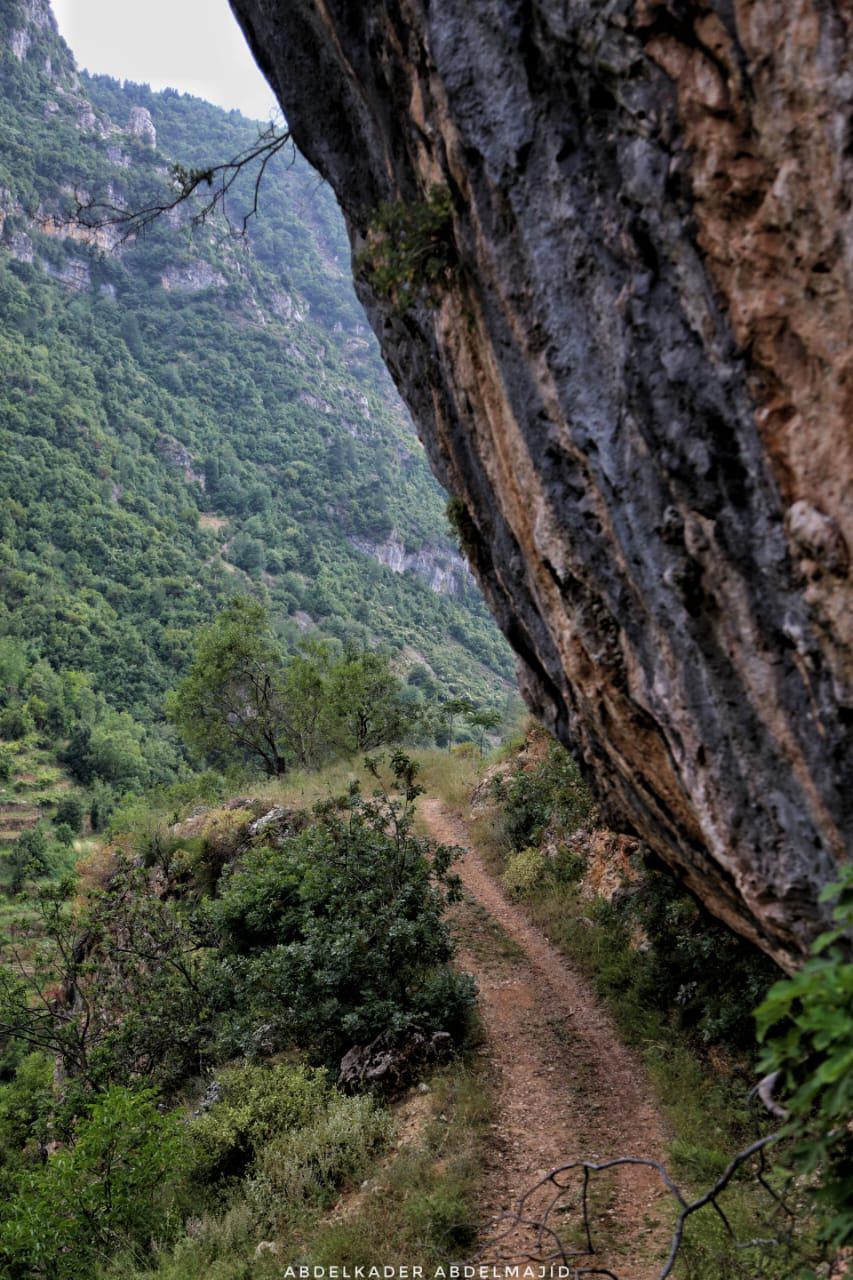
[6, 824, 51, 884]
[189, 1061, 391, 1223]
[502, 846, 548, 898]
[0, 706, 32, 742]
[209, 755, 472, 1060]
[358, 186, 458, 311]
[190, 1063, 332, 1183]
[0, 1054, 54, 1201]
[756, 868, 853, 1249]
[54, 795, 84, 833]
[0, 1086, 189, 1279]
[249, 1089, 390, 1222]
[491, 735, 594, 852]
[53, 822, 75, 848]
[623, 863, 777, 1048]
[0, 746, 13, 782]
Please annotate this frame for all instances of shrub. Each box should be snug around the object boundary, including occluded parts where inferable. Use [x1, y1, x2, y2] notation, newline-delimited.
[0, 705, 32, 742]
[53, 822, 75, 848]
[502, 846, 548, 898]
[623, 862, 777, 1048]
[0, 1053, 54, 1201]
[0, 746, 13, 782]
[0, 1086, 189, 1279]
[11, 823, 50, 876]
[190, 1063, 332, 1183]
[491, 736, 594, 852]
[209, 755, 472, 1060]
[249, 1089, 391, 1222]
[54, 795, 84, 833]
[756, 868, 853, 1249]
[358, 186, 458, 312]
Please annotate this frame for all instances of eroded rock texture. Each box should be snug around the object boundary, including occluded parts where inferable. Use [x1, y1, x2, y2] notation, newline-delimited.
[230, 0, 852, 969]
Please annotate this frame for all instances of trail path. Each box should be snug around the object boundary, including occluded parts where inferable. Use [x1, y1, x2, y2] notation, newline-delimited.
[420, 798, 670, 1277]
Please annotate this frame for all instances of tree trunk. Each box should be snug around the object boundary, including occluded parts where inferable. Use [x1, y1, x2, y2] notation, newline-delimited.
[231, 0, 852, 970]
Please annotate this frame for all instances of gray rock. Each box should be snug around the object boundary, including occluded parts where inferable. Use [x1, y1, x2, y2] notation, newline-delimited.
[127, 106, 156, 148]
[232, 0, 853, 970]
[338, 1028, 453, 1096]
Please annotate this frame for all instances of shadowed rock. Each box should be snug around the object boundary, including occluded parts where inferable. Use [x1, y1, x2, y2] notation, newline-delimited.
[230, 0, 852, 969]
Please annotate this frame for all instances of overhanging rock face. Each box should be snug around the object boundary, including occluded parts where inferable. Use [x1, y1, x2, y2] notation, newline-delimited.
[231, 0, 852, 970]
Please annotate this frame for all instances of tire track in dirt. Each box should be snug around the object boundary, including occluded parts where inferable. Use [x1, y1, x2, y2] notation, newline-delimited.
[420, 797, 670, 1277]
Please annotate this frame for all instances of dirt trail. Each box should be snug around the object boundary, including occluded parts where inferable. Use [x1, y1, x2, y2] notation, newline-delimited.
[420, 798, 670, 1277]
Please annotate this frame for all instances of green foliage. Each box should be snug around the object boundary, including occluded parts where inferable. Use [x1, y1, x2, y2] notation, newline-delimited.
[53, 795, 83, 833]
[0, 757, 472, 1088]
[0, 1052, 54, 1201]
[483, 732, 776, 1052]
[52, 822, 74, 848]
[359, 186, 458, 311]
[210, 754, 474, 1059]
[167, 598, 293, 776]
[169, 600, 424, 775]
[326, 646, 415, 753]
[624, 864, 777, 1048]
[190, 1062, 333, 1181]
[502, 845, 549, 898]
[0, 1086, 188, 1279]
[2, 822, 55, 892]
[0, 42, 512, 761]
[490, 733, 595, 851]
[0, 704, 32, 742]
[465, 705, 502, 754]
[250, 1088, 389, 1221]
[756, 868, 853, 1248]
[189, 1061, 389, 1219]
[0, 866, 214, 1090]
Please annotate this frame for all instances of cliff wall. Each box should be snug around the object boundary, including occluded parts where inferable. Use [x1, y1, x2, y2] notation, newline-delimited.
[230, 0, 852, 969]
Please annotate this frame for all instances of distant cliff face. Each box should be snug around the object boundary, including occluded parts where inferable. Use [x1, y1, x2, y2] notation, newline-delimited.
[231, 0, 852, 969]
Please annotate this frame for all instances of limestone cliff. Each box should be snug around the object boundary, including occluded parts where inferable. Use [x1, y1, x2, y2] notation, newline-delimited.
[230, 0, 852, 968]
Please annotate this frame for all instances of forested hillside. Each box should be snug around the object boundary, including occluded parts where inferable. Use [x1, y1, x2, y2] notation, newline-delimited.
[0, 0, 512, 760]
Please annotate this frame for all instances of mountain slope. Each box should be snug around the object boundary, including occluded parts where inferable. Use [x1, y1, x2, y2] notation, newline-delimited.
[0, 0, 513, 735]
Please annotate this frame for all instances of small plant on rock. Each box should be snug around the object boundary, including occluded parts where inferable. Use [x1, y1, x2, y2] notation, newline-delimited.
[358, 185, 458, 312]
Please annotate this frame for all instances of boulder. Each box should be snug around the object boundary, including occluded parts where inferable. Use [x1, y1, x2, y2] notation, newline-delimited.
[338, 1028, 453, 1095]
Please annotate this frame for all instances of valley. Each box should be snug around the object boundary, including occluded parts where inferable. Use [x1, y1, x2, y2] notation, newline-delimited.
[0, 3, 848, 1278]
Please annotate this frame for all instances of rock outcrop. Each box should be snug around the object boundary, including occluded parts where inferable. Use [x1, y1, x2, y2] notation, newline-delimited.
[348, 529, 474, 597]
[231, 0, 852, 969]
[127, 105, 156, 148]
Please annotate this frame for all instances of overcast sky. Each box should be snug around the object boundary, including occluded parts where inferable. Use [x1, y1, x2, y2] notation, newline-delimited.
[51, 0, 279, 121]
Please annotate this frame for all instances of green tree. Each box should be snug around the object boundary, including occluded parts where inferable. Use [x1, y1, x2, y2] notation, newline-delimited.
[441, 696, 473, 750]
[756, 868, 853, 1249]
[0, 1086, 188, 1279]
[327, 648, 412, 753]
[54, 796, 84, 834]
[210, 753, 473, 1059]
[465, 705, 502, 754]
[0, 640, 27, 706]
[167, 598, 293, 777]
[277, 637, 334, 768]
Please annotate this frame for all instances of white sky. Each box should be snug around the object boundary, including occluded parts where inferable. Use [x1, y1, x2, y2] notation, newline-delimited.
[50, 0, 279, 122]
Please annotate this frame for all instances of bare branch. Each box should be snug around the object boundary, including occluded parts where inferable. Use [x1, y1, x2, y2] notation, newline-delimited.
[475, 1133, 824, 1279]
[60, 123, 294, 245]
